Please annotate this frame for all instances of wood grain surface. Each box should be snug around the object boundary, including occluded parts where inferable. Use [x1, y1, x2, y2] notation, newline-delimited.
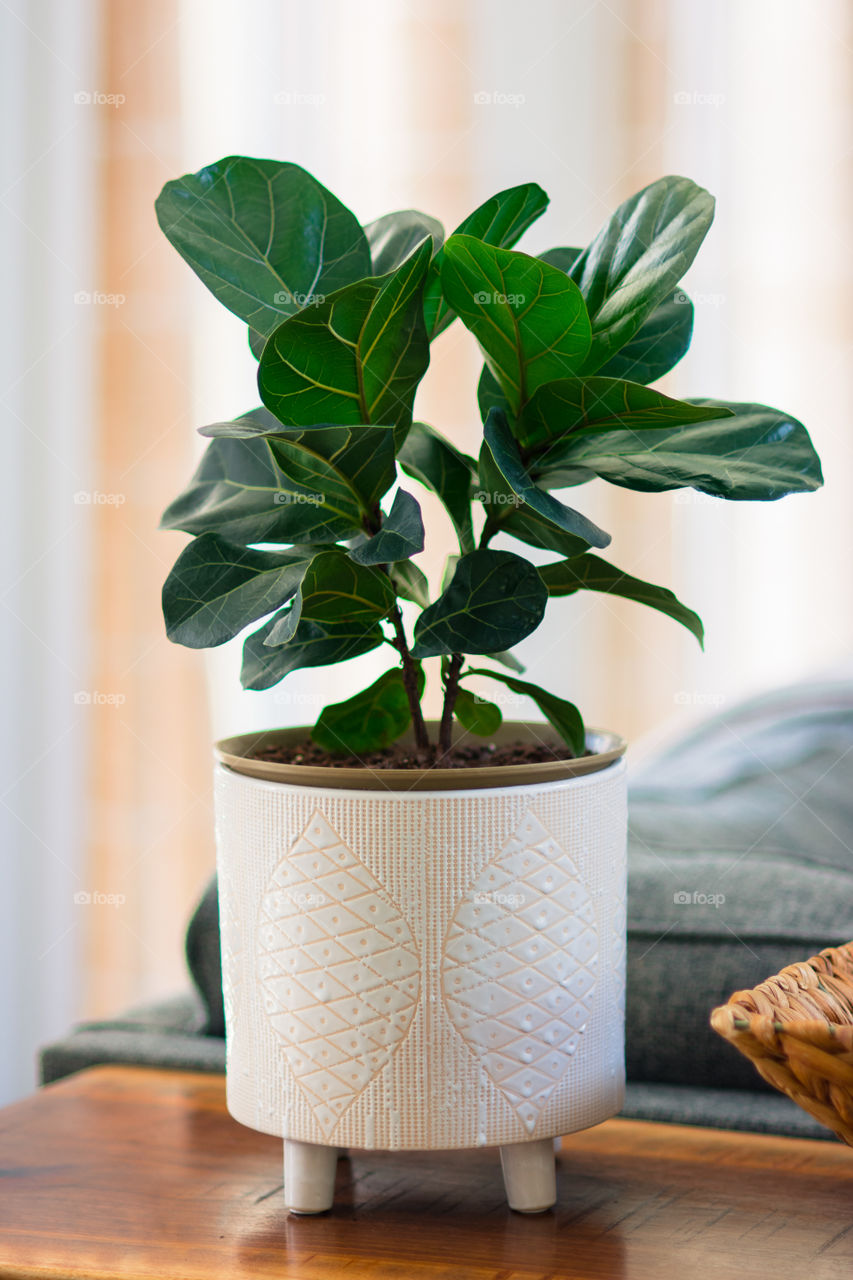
[0, 1066, 851, 1279]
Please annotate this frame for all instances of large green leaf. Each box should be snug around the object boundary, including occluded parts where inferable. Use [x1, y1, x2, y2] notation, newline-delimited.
[411, 549, 547, 658]
[569, 176, 714, 373]
[159, 431, 358, 545]
[364, 210, 444, 273]
[162, 534, 316, 648]
[482, 409, 611, 548]
[200, 416, 397, 530]
[155, 156, 370, 337]
[519, 377, 727, 452]
[541, 248, 695, 385]
[241, 612, 385, 690]
[534, 400, 824, 500]
[399, 421, 477, 554]
[538, 554, 704, 646]
[441, 237, 591, 415]
[596, 289, 694, 384]
[350, 490, 425, 565]
[311, 664, 425, 754]
[424, 182, 549, 337]
[258, 239, 432, 431]
[264, 550, 396, 646]
[461, 668, 585, 755]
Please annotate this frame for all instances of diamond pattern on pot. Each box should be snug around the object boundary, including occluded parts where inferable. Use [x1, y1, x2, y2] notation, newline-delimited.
[257, 810, 420, 1137]
[442, 812, 597, 1134]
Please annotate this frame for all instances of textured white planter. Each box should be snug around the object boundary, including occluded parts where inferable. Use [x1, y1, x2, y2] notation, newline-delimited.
[213, 725, 627, 1213]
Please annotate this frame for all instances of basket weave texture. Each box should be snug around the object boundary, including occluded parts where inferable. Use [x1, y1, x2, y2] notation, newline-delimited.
[711, 942, 853, 1144]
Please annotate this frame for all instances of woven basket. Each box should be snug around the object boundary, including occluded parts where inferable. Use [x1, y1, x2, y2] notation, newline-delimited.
[711, 942, 853, 1144]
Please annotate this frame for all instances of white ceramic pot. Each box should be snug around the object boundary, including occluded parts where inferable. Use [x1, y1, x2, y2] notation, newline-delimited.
[213, 724, 627, 1213]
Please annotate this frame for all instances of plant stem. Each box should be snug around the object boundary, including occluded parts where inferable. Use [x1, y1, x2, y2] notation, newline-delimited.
[479, 514, 498, 549]
[389, 604, 430, 749]
[438, 653, 464, 757]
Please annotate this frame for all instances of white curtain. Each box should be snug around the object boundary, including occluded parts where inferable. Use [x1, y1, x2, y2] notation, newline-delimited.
[0, 0, 98, 1103]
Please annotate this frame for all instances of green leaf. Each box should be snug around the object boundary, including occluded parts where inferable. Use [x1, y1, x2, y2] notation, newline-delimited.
[311, 665, 425, 754]
[596, 289, 694, 384]
[258, 239, 432, 432]
[425, 182, 549, 337]
[248, 328, 267, 361]
[519, 377, 728, 453]
[499, 505, 596, 560]
[241, 612, 385, 690]
[271, 425, 397, 521]
[462, 668, 585, 755]
[538, 246, 583, 273]
[196, 405, 285, 438]
[159, 429, 359, 545]
[411, 549, 547, 658]
[482, 409, 611, 548]
[544, 248, 694, 383]
[240, 552, 395, 689]
[441, 236, 591, 415]
[390, 559, 430, 609]
[364, 210, 444, 273]
[155, 156, 370, 337]
[264, 550, 396, 646]
[476, 364, 508, 424]
[484, 649, 526, 674]
[200, 416, 397, 531]
[441, 554, 460, 590]
[399, 421, 477, 554]
[475, 439, 595, 557]
[538, 554, 704, 647]
[453, 687, 502, 736]
[350, 490, 425, 565]
[542, 244, 694, 383]
[569, 175, 714, 372]
[162, 534, 316, 648]
[537, 400, 824, 500]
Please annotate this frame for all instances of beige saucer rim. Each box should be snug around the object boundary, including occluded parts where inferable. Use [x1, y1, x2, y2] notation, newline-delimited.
[214, 721, 626, 792]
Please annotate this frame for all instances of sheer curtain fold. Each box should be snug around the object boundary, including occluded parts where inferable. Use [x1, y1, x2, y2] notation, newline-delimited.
[1, 0, 99, 1103]
[85, 0, 213, 1018]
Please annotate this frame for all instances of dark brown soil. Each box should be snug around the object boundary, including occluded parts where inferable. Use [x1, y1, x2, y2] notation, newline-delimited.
[252, 739, 585, 770]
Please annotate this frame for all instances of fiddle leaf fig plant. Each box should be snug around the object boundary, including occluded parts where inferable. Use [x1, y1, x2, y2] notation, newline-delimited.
[158, 157, 823, 759]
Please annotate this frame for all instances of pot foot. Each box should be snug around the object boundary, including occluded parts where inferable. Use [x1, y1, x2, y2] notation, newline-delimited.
[283, 1138, 338, 1214]
[500, 1138, 557, 1213]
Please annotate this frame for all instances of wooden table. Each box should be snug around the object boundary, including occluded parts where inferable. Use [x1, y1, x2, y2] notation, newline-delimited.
[0, 1067, 851, 1279]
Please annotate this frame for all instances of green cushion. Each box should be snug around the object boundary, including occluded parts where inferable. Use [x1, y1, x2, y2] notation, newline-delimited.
[626, 675, 853, 1089]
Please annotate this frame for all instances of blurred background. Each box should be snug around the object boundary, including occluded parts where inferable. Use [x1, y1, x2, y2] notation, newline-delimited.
[2, 0, 851, 1104]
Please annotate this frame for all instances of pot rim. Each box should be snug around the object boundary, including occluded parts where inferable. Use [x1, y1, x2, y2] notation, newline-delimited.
[214, 720, 626, 792]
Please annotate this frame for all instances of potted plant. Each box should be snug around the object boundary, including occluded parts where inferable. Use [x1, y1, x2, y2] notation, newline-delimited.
[157, 158, 822, 1214]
